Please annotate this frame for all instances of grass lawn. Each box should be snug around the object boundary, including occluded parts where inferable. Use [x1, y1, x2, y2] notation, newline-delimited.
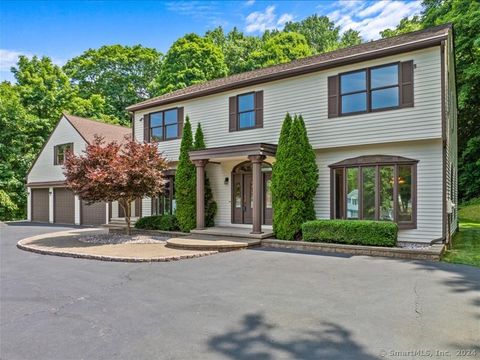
[442, 201, 480, 267]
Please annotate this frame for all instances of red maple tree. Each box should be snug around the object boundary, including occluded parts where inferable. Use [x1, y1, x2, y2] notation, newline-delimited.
[63, 135, 168, 234]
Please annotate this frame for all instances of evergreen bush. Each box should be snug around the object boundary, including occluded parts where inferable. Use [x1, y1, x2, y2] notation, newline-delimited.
[271, 113, 319, 240]
[302, 219, 398, 247]
[134, 214, 180, 231]
[175, 116, 196, 232]
[194, 123, 217, 227]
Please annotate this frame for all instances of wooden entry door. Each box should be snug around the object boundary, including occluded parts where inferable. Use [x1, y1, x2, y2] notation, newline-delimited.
[233, 174, 253, 224]
[264, 173, 273, 225]
[232, 171, 272, 225]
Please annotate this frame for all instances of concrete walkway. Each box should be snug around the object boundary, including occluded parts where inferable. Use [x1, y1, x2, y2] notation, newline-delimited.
[17, 228, 217, 262]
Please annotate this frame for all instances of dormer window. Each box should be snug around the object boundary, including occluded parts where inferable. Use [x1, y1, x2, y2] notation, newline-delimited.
[54, 143, 73, 165]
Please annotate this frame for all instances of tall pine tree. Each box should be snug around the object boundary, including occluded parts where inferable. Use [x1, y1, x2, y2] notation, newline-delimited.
[194, 123, 217, 227]
[175, 116, 196, 232]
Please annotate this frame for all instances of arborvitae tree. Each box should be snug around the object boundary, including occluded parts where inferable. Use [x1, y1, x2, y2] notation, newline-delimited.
[194, 123, 217, 227]
[271, 114, 318, 240]
[297, 115, 319, 220]
[271, 113, 292, 234]
[175, 116, 196, 232]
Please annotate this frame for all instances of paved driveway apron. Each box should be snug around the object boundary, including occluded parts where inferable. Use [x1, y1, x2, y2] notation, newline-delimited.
[1, 222, 479, 360]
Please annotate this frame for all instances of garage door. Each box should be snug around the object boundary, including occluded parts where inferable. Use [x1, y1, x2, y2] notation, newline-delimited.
[54, 188, 75, 224]
[81, 200, 106, 226]
[31, 188, 49, 222]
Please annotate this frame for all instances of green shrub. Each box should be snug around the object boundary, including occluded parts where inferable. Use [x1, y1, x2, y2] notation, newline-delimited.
[302, 219, 398, 247]
[134, 214, 180, 231]
[271, 114, 319, 240]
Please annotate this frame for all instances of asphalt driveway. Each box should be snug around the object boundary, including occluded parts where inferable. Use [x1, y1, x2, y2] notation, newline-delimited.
[1, 222, 479, 360]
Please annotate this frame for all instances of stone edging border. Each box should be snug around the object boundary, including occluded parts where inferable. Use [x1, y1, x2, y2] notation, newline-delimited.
[16, 242, 218, 262]
[16, 228, 218, 263]
[261, 239, 445, 261]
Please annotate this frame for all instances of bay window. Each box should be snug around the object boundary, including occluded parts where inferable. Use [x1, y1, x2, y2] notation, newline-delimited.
[330, 155, 417, 229]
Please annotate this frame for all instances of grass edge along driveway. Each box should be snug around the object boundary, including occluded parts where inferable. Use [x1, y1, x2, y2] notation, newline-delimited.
[442, 201, 480, 267]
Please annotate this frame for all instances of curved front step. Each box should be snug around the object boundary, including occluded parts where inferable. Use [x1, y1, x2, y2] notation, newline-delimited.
[166, 237, 260, 252]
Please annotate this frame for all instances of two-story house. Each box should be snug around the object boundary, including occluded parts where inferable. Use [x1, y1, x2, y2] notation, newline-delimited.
[126, 24, 458, 245]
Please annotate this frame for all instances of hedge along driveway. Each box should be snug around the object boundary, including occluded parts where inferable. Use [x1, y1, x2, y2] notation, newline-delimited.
[302, 219, 398, 247]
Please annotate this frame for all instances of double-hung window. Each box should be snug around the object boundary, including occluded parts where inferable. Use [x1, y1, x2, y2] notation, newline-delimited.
[237, 93, 256, 129]
[150, 108, 179, 141]
[229, 91, 263, 131]
[54, 143, 73, 165]
[330, 155, 418, 229]
[329, 61, 413, 118]
[340, 63, 400, 115]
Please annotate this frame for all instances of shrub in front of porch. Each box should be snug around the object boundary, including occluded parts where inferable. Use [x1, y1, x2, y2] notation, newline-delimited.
[302, 219, 398, 247]
[135, 214, 180, 231]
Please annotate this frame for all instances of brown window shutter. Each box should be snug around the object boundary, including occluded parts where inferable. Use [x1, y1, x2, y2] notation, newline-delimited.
[255, 91, 264, 128]
[54, 145, 58, 165]
[151, 197, 157, 215]
[143, 113, 150, 142]
[400, 60, 414, 107]
[229, 96, 237, 132]
[328, 75, 339, 118]
[177, 107, 184, 138]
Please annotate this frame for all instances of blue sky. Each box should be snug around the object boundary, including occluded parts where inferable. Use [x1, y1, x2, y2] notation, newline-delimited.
[0, 0, 423, 82]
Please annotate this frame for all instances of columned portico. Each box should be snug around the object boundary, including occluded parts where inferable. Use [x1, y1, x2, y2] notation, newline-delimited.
[193, 159, 209, 230]
[189, 143, 277, 234]
[248, 155, 266, 234]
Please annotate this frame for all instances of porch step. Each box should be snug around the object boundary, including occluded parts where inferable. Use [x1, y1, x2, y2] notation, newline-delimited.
[166, 235, 260, 252]
[191, 226, 273, 239]
[102, 217, 139, 229]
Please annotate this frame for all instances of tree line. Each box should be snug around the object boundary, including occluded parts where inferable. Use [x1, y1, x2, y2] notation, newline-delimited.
[1, 0, 478, 221]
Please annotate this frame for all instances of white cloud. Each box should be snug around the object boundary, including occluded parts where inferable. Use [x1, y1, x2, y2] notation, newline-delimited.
[0, 49, 29, 71]
[165, 1, 226, 26]
[245, 6, 294, 33]
[277, 13, 294, 27]
[245, 0, 255, 6]
[327, 0, 422, 40]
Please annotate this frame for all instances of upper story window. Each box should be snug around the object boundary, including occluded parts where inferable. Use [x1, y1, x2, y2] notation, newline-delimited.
[54, 143, 73, 165]
[330, 155, 418, 229]
[143, 107, 184, 143]
[150, 109, 178, 141]
[229, 91, 264, 131]
[238, 93, 256, 129]
[328, 61, 414, 118]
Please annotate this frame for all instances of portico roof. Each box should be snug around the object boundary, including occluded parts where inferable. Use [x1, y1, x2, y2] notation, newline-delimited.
[189, 143, 277, 161]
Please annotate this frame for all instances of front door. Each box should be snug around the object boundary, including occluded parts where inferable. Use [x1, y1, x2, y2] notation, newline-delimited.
[233, 174, 253, 224]
[232, 163, 272, 225]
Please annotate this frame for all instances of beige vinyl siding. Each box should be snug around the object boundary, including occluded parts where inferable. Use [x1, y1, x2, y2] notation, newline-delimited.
[315, 139, 444, 243]
[445, 34, 458, 235]
[28, 116, 87, 183]
[133, 47, 442, 162]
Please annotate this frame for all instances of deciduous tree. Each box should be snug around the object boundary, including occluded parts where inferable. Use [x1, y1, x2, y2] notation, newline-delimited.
[64, 45, 162, 124]
[151, 34, 228, 95]
[63, 136, 168, 234]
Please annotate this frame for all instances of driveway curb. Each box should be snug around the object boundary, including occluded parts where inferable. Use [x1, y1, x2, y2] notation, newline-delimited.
[16, 229, 218, 263]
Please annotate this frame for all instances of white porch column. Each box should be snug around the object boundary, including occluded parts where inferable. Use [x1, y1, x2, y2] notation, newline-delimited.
[48, 187, 54, 223]
[27, 188, 31, 221]
[74, 195, 81, 225]
[105, 202, 110, 224]
[111, 201, 119, 218]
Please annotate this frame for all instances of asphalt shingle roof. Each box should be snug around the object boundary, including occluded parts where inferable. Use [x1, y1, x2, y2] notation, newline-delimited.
[126, 24, 451, 112]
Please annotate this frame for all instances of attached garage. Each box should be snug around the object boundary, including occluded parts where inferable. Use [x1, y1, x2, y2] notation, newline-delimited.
[53, 188, 75, 224]
[31, 188, 49, 222]
[81, 200, 106, 226]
